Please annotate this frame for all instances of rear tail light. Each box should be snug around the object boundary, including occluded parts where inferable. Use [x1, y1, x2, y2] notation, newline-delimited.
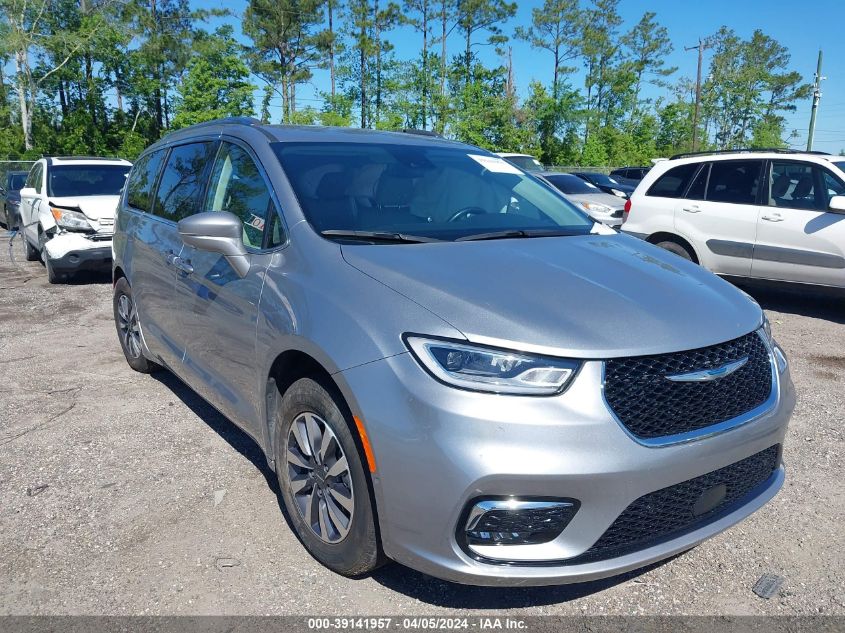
[622, 198, 632, 223]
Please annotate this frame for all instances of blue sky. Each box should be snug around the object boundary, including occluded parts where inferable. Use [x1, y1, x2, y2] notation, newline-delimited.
[201, 0, 845, 153]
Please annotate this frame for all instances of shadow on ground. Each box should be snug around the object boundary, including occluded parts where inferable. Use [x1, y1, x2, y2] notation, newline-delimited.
[736, 281, 845, 325]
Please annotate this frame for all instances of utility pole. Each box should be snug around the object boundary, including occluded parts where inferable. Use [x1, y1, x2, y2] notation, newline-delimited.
[685, 39, 707, 152]
[807, 50, 825, 152]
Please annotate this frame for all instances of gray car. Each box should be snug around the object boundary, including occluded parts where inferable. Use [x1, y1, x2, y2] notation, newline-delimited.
[540, 172, 625, 227]
[112, 118, 794, 586]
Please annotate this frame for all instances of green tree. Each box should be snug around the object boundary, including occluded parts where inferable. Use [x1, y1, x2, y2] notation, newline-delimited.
[514, 0, 580, 99]
[702, 27, 811, 149]
[172, 26, 255, 129]
[621, 11, 675, 118]
[456, 0, 516, 83]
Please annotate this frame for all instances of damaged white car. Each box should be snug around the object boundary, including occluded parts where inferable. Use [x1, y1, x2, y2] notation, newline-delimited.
[18, 157, 132, 283]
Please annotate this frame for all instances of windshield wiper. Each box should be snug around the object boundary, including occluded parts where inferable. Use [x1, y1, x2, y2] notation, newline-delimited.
[321, 230, 441, 244]
[456, 229, 581, 242]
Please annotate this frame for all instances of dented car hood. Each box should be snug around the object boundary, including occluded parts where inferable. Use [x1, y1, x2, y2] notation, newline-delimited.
[49, 195, 120, 221]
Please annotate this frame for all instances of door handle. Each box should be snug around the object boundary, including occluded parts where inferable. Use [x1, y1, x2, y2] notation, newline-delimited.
[761, 214, 784, 222]
[165, 251, 178, 266]
[174, 258, 194, 275]
[682, 206, 701, 213]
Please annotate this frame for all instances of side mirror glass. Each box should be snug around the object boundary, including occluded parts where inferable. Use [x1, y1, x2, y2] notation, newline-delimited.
[829, 195, 845, 214]
[178, 211, 250, 278]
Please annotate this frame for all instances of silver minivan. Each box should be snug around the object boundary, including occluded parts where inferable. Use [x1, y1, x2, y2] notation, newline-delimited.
[112, 118, 794, 586]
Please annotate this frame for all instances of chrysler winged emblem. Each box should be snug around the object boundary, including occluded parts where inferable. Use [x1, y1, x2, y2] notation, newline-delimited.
[665, 357, 749, 382]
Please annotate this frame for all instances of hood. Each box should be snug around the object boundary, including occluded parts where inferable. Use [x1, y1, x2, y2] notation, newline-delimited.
[49, 195, 120, 221]
[341, 233, 762, 358]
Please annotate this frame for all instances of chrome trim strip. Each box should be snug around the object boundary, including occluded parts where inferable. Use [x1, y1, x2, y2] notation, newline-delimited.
[665, 356, 748, 382]
[465, 499, 576, 532]
[602, 329, 779, 448]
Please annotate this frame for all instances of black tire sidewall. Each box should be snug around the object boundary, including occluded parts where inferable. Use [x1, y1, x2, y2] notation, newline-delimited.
[656, 240, 693, 261]
[113, 278, 157, 373]
[274, 377, 381, 577]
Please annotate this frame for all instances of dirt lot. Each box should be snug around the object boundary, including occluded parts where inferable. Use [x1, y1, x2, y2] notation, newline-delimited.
[0, 230, 843, 616]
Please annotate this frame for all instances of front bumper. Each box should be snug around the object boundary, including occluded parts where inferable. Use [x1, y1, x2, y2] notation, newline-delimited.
[44, 232, 113, 273]
[338, 350, 795, 586]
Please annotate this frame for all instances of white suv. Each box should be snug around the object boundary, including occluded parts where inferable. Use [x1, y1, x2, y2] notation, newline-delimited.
[18, 157, 132, 282]
[622, 150, 845, 289]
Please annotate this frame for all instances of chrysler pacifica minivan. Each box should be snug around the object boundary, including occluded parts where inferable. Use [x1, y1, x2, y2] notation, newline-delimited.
[112, 118, 794, 585]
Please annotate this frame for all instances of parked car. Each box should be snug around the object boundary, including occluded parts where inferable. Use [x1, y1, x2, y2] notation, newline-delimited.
[540, 172, 624, 227]
[622, 149, 845, 291]
[610, 166, 650, 185]
[112, 118, 793, 586]
[572, 171, 635, 198]
[18, 157, 132, 282]
[1, 170, 28, 229]
[496, 152, 544, 173]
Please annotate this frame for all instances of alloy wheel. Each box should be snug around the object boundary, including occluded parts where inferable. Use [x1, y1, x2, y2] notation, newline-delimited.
[116, 293, 142, 359]
[286, 412, 355, 543]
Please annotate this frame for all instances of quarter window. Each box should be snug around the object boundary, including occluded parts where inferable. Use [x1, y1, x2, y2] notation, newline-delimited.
[205, 143, 279, 249]
[126, 150, 165, 212]
[646, 163, 698, 198]
[706, 160, 762, 205]
[153, 142, 216, 222]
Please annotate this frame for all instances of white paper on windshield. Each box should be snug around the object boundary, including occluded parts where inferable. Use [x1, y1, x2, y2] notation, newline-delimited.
[468, 154, 523, 175]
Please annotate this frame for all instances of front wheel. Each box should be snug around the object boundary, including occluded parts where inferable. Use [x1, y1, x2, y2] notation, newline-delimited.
[24, 234, 39, 261]
[274, 377, 383, 577]
[113, 277, 160, 373]
[655, 240, 694, 262]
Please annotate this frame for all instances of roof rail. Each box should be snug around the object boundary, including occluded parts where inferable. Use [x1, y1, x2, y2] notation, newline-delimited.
[188, 117, 263, 130]
[46, 156, 128, 162]
[402, 128, 442, 138]
[670, 148, 831, 160]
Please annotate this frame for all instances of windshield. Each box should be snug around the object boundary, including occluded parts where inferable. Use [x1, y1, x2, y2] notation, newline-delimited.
[48, 164, 130, 197]
[503, 155, 544, 172]
[584, 173, 619, 186]
[544, 174, 601, 194]
[7, 173, 27, 191]
[272, 143, 593, 241]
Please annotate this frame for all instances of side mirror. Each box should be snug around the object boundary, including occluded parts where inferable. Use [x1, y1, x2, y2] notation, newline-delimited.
[829, 196, 845, 214]
[19, 186, 35, 197]
[178, 211, 250, 278]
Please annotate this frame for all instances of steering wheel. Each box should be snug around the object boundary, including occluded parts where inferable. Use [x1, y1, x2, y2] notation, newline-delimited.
[447, 206, 488, 223]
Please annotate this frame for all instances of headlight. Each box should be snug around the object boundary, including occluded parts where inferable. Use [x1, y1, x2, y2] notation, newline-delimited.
[579, 201, 615, 215]
[760, 315, 788, 373]
[405, 336, 580, 395]
[51, 206, 93, 231]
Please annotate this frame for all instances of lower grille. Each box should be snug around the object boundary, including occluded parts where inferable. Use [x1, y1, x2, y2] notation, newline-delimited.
[567, 445, 780, 564]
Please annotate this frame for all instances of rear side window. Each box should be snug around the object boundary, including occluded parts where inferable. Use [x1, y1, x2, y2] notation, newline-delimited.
[646, 163, 698, 198]
[126, 150, 165, 212]
[707, 160, 762, 205]
[153, 142, 216, 221]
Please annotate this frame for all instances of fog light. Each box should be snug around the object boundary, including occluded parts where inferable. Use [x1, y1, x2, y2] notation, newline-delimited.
[464, 498, 579, 546]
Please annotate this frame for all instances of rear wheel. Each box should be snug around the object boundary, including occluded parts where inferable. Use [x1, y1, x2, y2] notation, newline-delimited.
[655, 239, 694, 262]
[274, 377, 383, 577]
[113, 277, 160, 373]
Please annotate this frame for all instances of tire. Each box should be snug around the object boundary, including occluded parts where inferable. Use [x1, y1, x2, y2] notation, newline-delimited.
[274, 377, 383, 577]
[655, 240, 694, 262]
[113, 277, 160, 373]
[24, 234, 39, 261]
[39, 231, 66, 284]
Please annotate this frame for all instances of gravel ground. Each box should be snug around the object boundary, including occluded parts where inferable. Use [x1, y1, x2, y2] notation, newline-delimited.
[0, 230, 843, 616]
